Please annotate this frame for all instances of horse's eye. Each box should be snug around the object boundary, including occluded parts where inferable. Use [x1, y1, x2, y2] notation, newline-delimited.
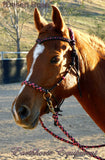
[50, 56, 60, 64]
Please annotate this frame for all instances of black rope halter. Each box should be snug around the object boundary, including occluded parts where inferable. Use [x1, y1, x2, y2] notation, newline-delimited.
[22, 28, 81, 114]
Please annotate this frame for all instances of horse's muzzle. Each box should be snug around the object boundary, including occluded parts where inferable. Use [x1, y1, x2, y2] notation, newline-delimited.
[12, 103, 40, 129]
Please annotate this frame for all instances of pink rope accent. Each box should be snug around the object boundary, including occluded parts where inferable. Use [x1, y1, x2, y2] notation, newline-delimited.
[21, 81, 47, 93]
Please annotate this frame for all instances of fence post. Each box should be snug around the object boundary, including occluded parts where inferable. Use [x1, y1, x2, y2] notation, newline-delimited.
[1, 52, 4, 60]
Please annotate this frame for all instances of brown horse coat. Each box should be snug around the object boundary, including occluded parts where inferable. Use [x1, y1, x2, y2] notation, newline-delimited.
[11, 6, 105, 132]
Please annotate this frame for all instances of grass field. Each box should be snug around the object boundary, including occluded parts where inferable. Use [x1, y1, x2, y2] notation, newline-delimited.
[0, 0, 105, 55]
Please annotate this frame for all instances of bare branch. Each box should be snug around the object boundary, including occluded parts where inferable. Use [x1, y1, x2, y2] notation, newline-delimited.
[8, 5, 15, 27]
[0, 22, 17, 42]
[0, 15, 16, 35]
[19, 15, 31, 39]
[0, 0, 31, 52]
[0, 13, 15, 30]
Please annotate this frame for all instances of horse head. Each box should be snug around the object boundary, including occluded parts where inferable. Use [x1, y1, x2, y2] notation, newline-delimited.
[11, 6, 79, 129]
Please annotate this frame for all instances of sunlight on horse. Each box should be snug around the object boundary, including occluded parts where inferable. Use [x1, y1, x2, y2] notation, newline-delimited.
[11, 6, 105, 132]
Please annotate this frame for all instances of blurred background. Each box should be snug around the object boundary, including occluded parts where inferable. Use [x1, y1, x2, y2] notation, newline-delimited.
[0, 0, 105, 83]
[0, 0, 105, 55]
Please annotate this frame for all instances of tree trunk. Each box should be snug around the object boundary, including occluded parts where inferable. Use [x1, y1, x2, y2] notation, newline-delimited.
[17, 38, 20, 58]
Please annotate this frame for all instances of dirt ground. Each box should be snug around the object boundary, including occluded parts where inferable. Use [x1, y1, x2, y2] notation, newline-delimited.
[0, 83, 105, 160]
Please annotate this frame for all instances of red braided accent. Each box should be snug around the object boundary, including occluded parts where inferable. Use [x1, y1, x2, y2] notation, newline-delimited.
[40, 113, 105, 160]
[39, 118, 74, 145]
[36, 36, 75, 45]
[21, 81, 47, 93]
[68, 28, 75, 45]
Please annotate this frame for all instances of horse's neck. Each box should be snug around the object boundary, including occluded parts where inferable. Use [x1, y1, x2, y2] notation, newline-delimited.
[74, 30, 105, 132]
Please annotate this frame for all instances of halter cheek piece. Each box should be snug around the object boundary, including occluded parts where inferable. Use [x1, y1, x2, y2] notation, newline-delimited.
[22, 28, 81, 114]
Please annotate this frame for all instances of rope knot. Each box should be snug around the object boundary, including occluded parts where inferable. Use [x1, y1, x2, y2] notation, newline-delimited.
[52, 113, 58, 119]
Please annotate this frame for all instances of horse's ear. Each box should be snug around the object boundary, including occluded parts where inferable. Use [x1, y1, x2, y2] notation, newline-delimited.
[52, 6, 66, 32]
[34, 8, 48, 32]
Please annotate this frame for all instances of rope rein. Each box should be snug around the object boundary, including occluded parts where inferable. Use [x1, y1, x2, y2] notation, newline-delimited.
[40, 113, 105, 160]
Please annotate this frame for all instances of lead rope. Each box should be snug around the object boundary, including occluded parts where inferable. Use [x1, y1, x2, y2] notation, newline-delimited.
[39, 113, 105, 160]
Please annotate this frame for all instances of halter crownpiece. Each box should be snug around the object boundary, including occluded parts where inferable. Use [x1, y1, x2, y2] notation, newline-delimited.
[36, 36, 75, 46]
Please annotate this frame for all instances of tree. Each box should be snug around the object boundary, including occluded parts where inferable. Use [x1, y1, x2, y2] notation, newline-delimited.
[0, 0, 30, 58]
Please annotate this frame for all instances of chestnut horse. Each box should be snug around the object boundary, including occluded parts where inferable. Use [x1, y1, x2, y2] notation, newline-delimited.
[12, 6, 105, 132]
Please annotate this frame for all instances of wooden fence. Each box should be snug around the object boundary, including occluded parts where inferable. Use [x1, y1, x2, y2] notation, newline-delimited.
[0, 51, 28, 60]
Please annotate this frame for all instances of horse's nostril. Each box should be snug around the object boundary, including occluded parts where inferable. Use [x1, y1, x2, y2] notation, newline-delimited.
[18, 105, 30, 120]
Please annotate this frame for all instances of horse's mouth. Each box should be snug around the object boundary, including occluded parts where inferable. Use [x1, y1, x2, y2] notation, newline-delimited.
[26, 105, 50, 129]
[24, 105, 49, 129]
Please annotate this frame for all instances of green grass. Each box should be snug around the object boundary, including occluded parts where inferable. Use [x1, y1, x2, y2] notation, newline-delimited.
[0, 0, 105, 57]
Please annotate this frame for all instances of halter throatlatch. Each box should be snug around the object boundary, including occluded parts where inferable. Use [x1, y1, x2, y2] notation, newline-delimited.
[69, 28, 82, 97]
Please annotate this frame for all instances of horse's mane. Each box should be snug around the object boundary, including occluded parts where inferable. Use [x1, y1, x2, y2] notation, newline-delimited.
[89, 35, 105, 59]
[74, 29, 105, 59]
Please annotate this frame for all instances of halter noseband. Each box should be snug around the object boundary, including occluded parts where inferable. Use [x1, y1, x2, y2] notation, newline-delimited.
[22, 28, 81, 114]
